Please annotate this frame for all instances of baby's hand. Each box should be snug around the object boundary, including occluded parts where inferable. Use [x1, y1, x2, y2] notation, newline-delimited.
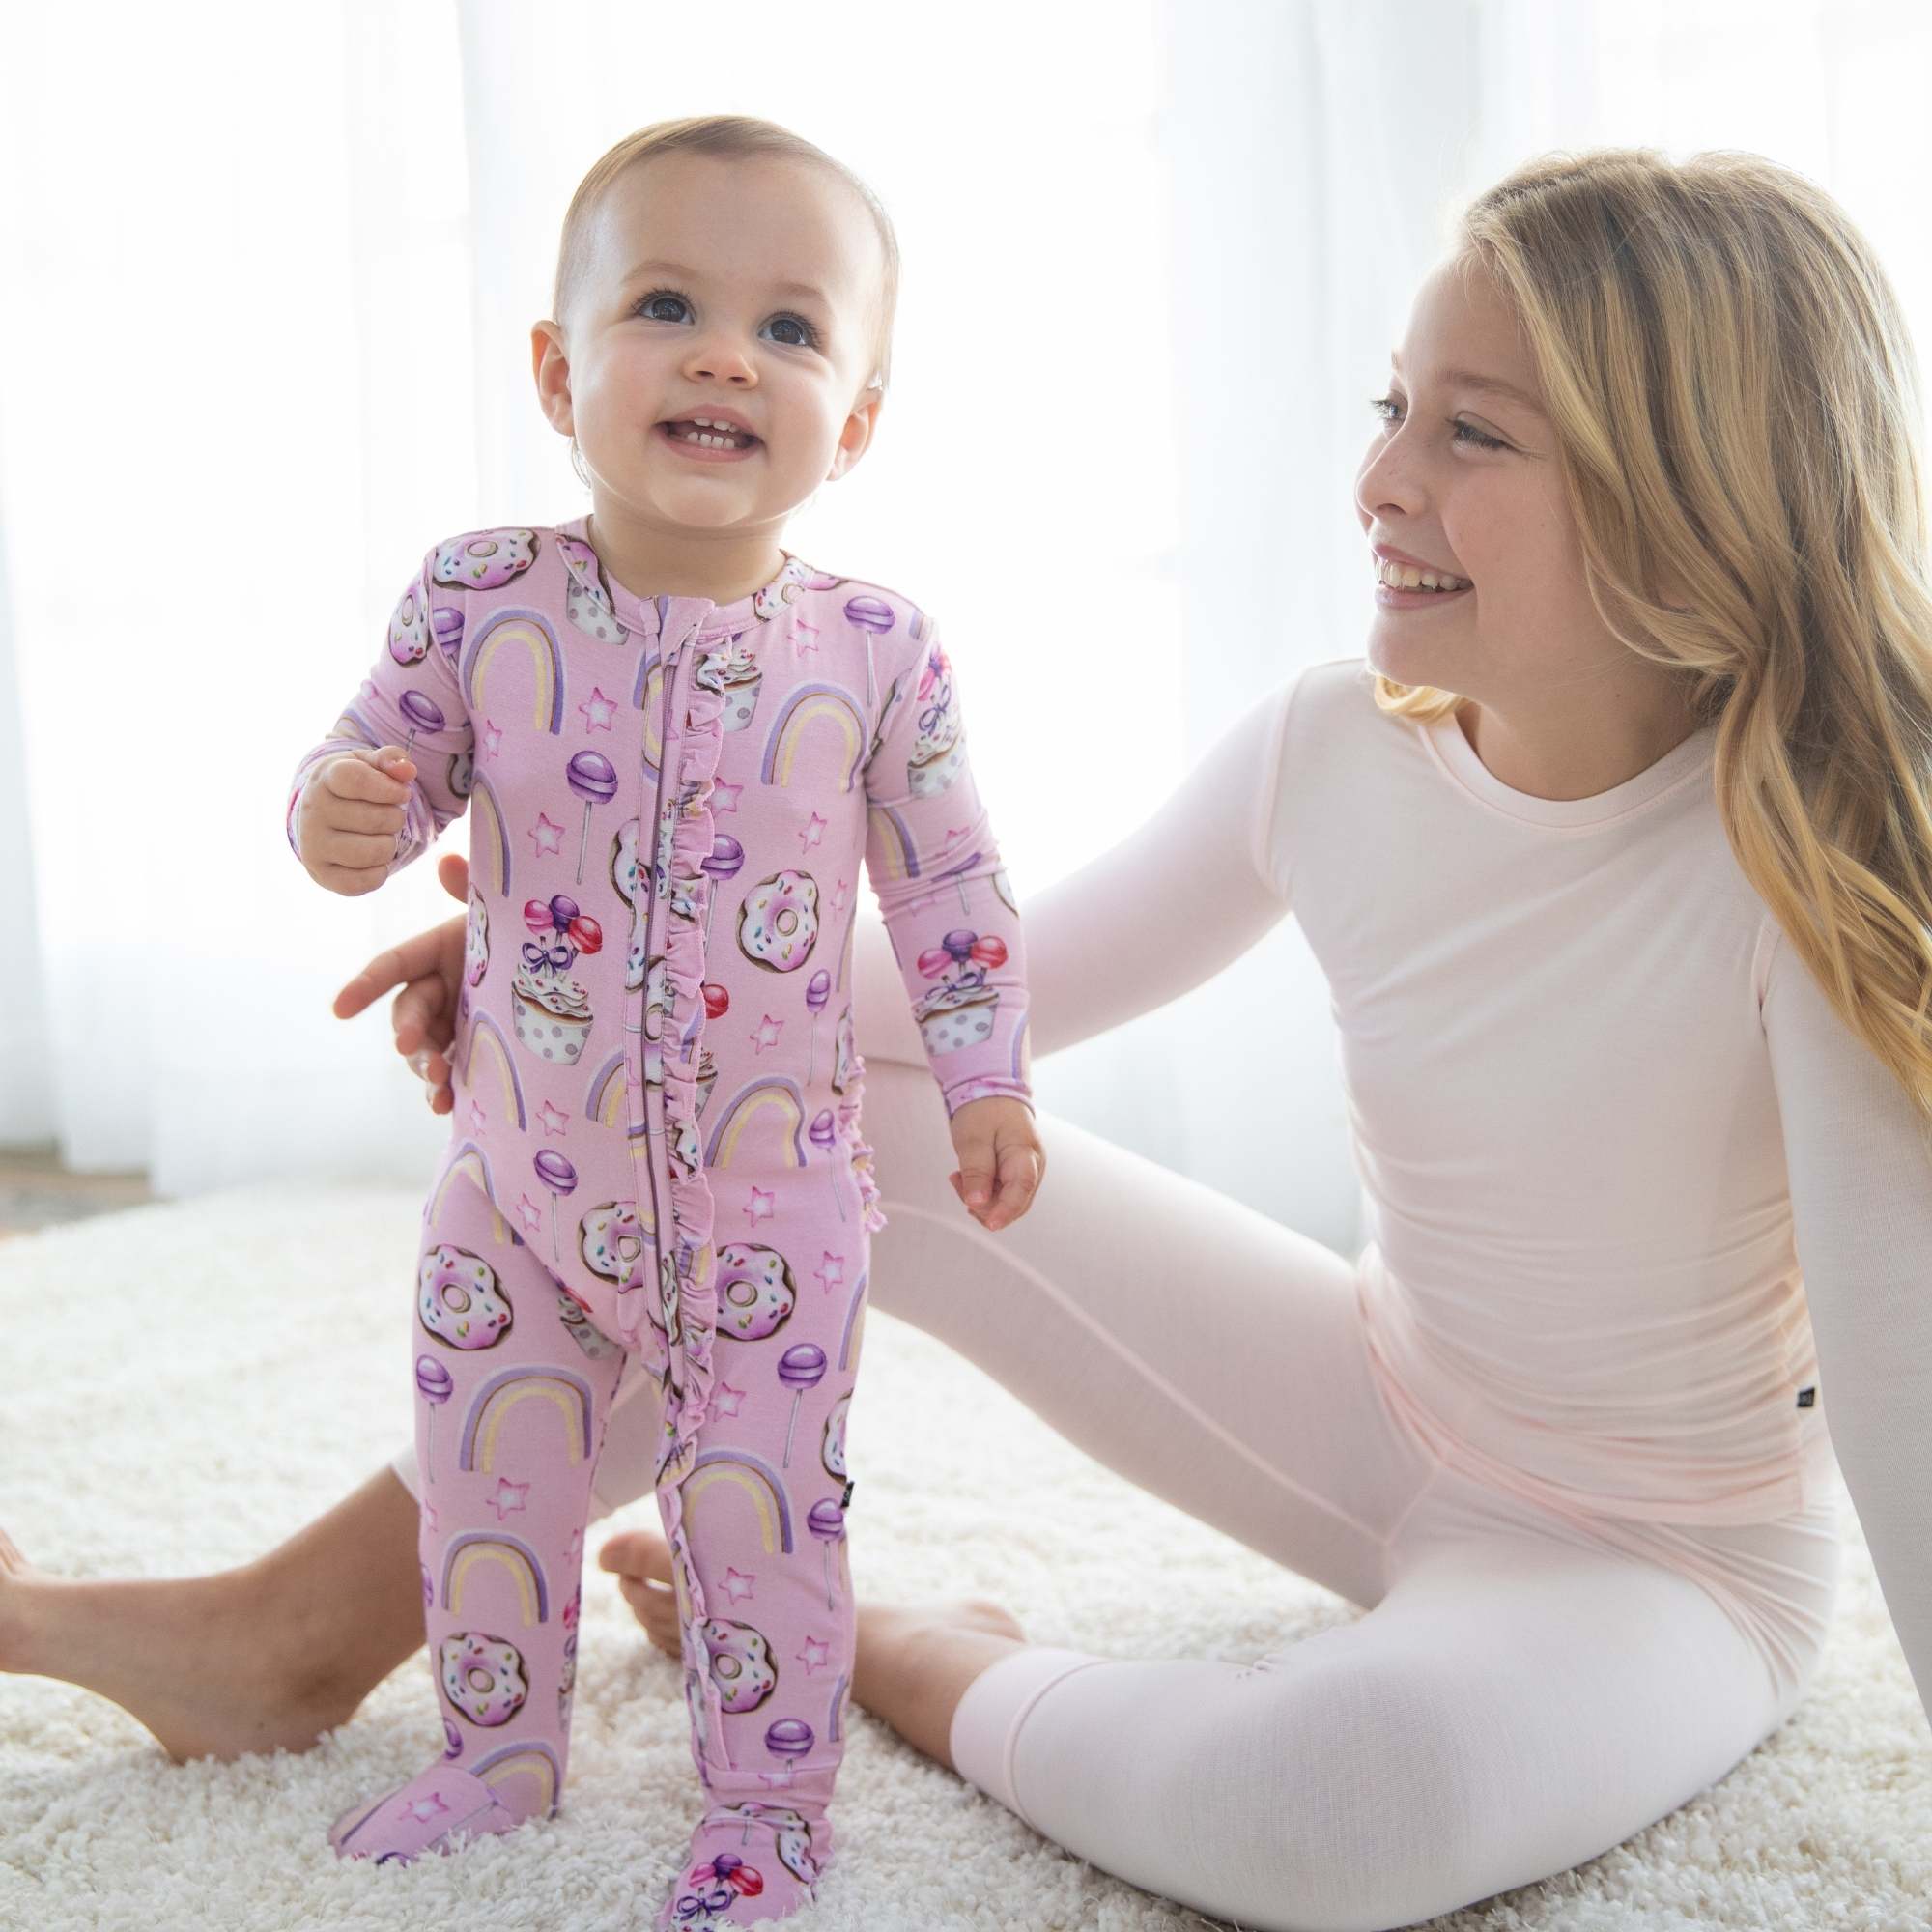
[298, 745, 417, 896]
[947, 1096, 1045, 1233]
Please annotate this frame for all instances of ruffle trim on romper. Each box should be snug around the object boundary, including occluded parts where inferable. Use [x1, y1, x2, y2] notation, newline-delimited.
[649, 635, 732, 1783]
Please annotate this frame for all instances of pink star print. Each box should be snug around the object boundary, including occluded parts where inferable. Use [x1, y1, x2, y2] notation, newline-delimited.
[577, 687, 618, 732]
[711, 778, 743, 815]
[565, 1526, 583, 1565]
[795, 1635, 831, 1674]
[813, 1252, 846, 1296]
[467, 1099, 487, 1135]
[741, 1187, 775, 1228]
[422, 1501, 440, 1536]
[793, 619, 819, 658]
[515, 1195, 545, 1237]
[488, 1478, 530, 1523]
[528, 814, 565, 859]
[751, 1014, 783, 1054]
[722, 1567, 755, 1603]
[828, 878, 851, 917]
[798, 813, 826, 853]
[537, 1099, 571, 1137]
[405, 1792, 452, 1824]
[483, 720, 503, 758]
[711, 1381, 746, 1419]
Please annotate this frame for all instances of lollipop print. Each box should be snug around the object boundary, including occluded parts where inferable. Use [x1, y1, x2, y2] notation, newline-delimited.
[566, 752, 618, 885]
[534, 1150, 578, 1264]
[808, 1110, 845, 1222]
[701, 835, 745, 948]
[807, 1497, 846, 1612]
[805, 970, 831, 1079]
[765, 1718, 813, 1767]
[400, 689, 445, 756]
[777, 1344, 827, 1468]
[416, 1352, 452, 1481]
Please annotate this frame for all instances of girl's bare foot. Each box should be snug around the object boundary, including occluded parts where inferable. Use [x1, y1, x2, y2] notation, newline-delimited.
[597, 1527, 1028, 1773]
[0, 1468, 429, 1765]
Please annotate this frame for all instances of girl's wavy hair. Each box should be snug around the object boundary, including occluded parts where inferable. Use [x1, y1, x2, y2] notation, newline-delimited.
[1374, 147, 1932, 1134]
[552, 114, 898, 488]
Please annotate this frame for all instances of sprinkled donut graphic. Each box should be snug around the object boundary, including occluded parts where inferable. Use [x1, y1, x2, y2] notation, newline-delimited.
[465, 889, 491, 988]
[387, 581, 429, 667]
[823, 1391, 849, 1481]
[715, 1242, 796, 1341]
[432, 527, 537, 591]
[439, 1630, 528, 1726]
[737, 870, 820, 973]
[696, 637, 763, 732]
[418, 1242, 513, 1350]
[700, 1616, 778, 1714]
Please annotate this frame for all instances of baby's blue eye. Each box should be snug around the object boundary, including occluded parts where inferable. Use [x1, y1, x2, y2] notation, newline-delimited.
[1367, 394, 1505, 452]
[633, 287, 819, 351]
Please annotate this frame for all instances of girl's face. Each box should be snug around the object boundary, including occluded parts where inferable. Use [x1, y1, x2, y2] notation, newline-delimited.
[534, 153, 884, 541]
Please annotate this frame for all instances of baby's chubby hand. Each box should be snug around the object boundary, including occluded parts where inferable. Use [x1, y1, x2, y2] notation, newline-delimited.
[947, 1096, 1045, 1233]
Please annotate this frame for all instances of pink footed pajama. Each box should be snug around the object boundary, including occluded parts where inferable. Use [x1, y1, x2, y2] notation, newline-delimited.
[289, 523, 1032, 1927]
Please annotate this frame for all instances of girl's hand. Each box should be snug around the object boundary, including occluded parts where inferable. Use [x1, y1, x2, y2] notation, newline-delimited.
[331, 851, 472, 1112]
[947, 1095, 1046, 1232]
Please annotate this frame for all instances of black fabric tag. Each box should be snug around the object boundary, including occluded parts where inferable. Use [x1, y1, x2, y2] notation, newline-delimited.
[840, 1479, 855, 1509]
[1796, 1385, 1816, 1407]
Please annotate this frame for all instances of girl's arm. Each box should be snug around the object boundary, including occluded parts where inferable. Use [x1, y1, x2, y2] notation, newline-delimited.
[854, 673, 1300, 1065]
[1764, 930, 1932, 1736]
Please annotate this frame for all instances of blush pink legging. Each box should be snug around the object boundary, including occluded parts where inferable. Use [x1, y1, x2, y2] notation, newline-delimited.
[390, 835, 1844, 1932]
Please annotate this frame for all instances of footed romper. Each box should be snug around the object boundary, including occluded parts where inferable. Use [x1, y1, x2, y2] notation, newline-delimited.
[384, 655, 1932, 1931]
[295, 524, 1032, 1923]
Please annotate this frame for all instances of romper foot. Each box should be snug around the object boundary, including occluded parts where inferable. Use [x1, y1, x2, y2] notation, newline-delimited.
[654, 1803, 833, 1928]
[328, 1761, 535, 1864]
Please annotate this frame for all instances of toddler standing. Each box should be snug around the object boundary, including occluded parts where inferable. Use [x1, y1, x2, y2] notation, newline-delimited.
[287, 115, 1043, 1929]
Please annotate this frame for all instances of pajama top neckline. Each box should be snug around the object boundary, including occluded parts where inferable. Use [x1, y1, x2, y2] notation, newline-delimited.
[556, 514, 813, 641]
[1423, 702, 1718, 830]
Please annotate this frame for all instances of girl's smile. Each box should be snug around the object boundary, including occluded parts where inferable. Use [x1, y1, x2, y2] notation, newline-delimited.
[654, 419, 763, 463]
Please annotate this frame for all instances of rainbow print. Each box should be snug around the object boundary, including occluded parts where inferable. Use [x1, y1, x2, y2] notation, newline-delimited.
[462, 608, 565, 735]
[431, 1144, 509, 1245]
[838, 1273, 867, 1373]
[328, 705, 381, 749]
[865, 804, 923, 882]
[440, 1531, 550, 1627]
[702, 1079, 808, 1169]
[461, 1011, 527, 1129]
[1011, 1014, 1030, 1084]
[685, 1448, 795, 1552]
[458, 1366, 595, 1473]
[759, 684, 867, 791]
[634, 653, 665, 780]
[469, 771, 513, 898]
[471, 1740, 561, 1819]
[585, 1050, 629, 1129]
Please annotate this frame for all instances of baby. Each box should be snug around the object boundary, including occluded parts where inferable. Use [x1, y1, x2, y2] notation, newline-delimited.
[286, 115, 1044, 1929]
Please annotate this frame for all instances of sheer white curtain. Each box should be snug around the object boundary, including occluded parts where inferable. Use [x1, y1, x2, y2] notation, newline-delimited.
[2, 1, 1927, 1260]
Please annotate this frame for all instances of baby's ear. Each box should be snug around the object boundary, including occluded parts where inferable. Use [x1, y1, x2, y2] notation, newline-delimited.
[530, 321, 575, 437]
[826, 385, 885, 482]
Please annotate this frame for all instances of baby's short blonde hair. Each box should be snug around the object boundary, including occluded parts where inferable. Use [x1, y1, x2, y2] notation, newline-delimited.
[553, 114, 898, 402]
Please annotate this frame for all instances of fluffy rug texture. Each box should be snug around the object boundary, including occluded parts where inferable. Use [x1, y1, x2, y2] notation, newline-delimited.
[0, 1182, 1927, 1931]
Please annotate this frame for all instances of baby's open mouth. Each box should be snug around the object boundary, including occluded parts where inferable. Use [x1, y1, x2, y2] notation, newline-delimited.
[660, 418, 760, 450]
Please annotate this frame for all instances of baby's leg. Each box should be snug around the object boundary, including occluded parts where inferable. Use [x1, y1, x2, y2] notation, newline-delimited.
[330, 1170, 630, 1863]
[952, 1489, 1805, 1932]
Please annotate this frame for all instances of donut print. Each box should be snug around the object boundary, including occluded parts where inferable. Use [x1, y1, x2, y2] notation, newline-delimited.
[700, 1616, 778, 1714]
[432, 527, 537, 591]
[715, 1242, 796, 1341]
[417, 1241, 513, 1350]
[439, 1630, 528, 1726]
[737, 869, 820, 973]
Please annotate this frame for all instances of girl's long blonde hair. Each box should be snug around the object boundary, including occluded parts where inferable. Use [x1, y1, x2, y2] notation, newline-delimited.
[1374, 147, 1932, 1135]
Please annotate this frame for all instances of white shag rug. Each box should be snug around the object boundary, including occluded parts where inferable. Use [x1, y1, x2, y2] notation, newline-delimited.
[0, 1181, 1927, 1932]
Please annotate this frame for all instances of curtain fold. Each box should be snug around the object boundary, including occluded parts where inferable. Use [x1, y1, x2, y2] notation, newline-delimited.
[2, 1, 1925, 1261]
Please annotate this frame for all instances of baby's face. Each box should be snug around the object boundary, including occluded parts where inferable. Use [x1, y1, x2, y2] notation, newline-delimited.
[538, 153, 885, 539]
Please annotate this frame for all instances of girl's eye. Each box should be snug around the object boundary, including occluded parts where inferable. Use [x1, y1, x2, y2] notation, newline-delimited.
[1367, 394, 1505, 452]
[632, 287, 819, 351]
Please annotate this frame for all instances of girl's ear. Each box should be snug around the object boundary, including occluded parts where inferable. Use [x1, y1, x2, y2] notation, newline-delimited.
[531, 321, 575, 437]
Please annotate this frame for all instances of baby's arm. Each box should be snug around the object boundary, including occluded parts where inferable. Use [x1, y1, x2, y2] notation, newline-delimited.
[853, 673, 1300, 1066]
[287, 546, 475, 890]
[860, 618, 1034, 1116]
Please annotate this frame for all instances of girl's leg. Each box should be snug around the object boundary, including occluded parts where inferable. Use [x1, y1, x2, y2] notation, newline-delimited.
[944, 1477, 1817, 1932]
[329, 1170, 629, 1862]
